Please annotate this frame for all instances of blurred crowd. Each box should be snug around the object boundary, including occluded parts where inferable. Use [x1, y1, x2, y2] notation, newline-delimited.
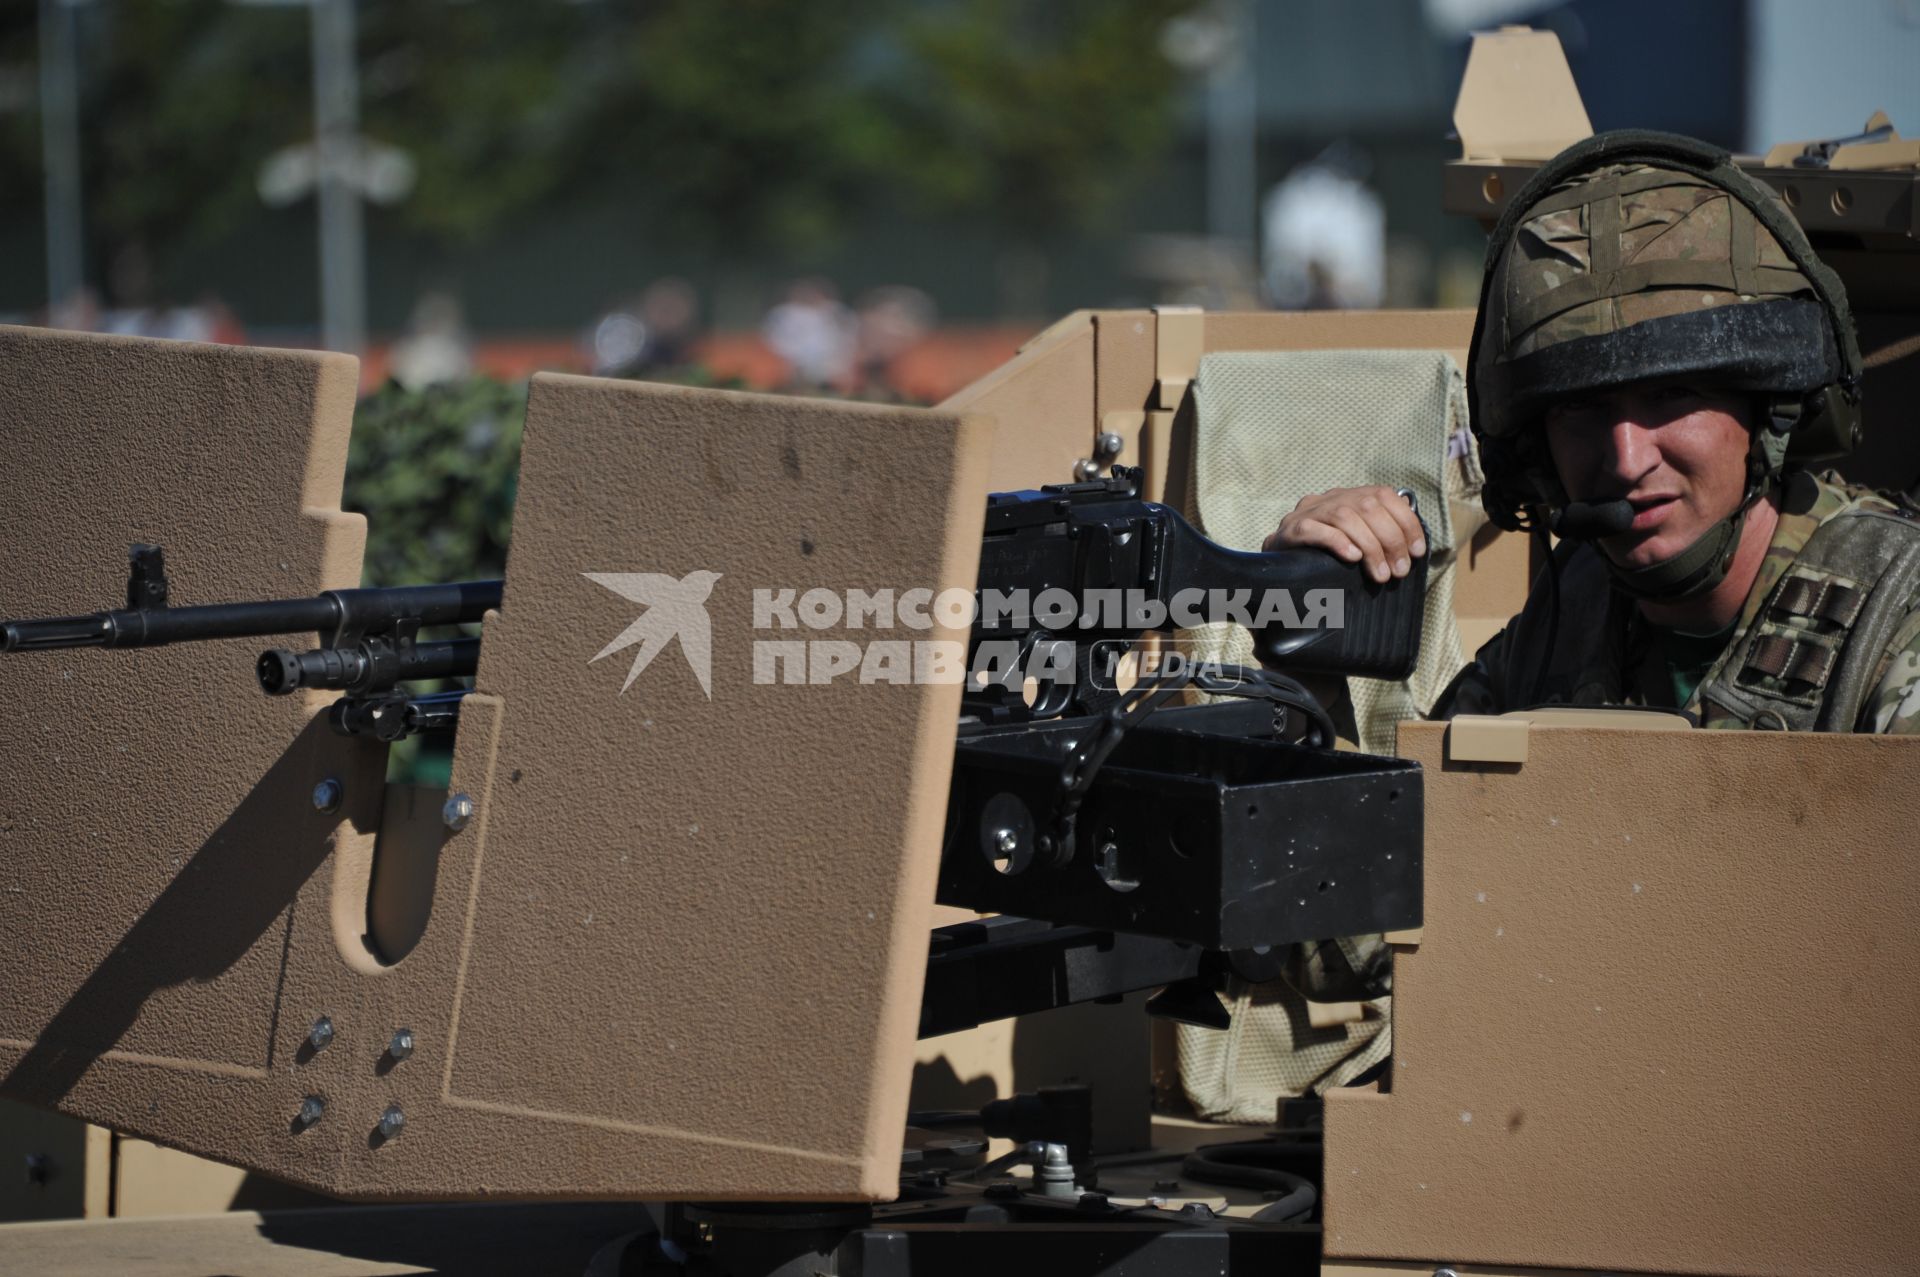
[32, 245, 247, 346]
[27, 269, 948, 403]
[580, 276, 939, 400]
[379, 275, 944, 401]
[25, 148, 1399, 404]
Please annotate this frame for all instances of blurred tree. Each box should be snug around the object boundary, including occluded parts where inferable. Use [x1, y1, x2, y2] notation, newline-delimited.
[884, 0, 1201, 243]
[601, 0, 894, 258]
[343, 375, 523, 589]
[0, 1, 1198, 300]
[879, 0, 1202, 312]
[0, 2, 894, 270]
[0, 2, 311, 292]
[355, 5, 624, 246]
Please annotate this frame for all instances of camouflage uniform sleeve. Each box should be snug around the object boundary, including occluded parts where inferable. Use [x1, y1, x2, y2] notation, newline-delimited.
[1861, 606, 1920, 733]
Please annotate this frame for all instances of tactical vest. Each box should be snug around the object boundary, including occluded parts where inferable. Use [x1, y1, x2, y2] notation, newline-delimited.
[1492, 506, 1920, 731]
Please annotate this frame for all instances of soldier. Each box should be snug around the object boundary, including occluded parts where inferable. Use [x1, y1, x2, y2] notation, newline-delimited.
[1269, 131, 1920, 1004]
[1270, 130, 1920, 735]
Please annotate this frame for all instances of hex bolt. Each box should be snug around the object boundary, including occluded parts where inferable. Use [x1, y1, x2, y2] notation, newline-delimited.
[307, 1016, 335, 1052]
[442, 792, 475, 832]
[1071, 458, 1101, 482]
[388, 1028, 415, 1062]
[1094, 431, 1124, 460]
[296, 1096, 325, 1129]
[377, 1104, 406, 1141]
[993, 828, 1019, 856]
[311, 778, 342, 814]
[1433, 1269, 1461, 1277]
[1033, 1141, 1077, 1198]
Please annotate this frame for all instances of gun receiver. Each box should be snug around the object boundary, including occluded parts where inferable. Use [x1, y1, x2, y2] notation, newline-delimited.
[968, 467, 1427, 722]
[939, 467, 1425, 954]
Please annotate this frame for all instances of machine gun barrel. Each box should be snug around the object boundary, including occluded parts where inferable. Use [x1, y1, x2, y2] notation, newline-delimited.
[257, 637, 480, 695]
[2, 596, 336, 651]
[0, 580, 502, 653]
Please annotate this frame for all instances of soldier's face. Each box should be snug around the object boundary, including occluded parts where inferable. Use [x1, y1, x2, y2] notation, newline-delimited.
[1544, 386, 1752, 568]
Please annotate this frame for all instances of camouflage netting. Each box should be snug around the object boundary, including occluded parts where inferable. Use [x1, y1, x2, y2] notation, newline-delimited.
[1175, 978, 1390, 1121]
[1171, 349, 1480, 1114]
[1180, 349, 1479, 754]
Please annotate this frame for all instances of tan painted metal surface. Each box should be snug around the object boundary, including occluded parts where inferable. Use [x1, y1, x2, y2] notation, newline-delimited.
[413, 375, 992, 1199]
[1324, 721, 1920, 1276]
[1323, 1264, 1618, 1277]
[0, 325, 381, 1199]
[0, 334, 994, 1201]
[1451, 26, 1593, 164]
[1203, 309, 1473, 373]
[0, 1099, 106, 1222]
[111, 1138, 252, 1219]
[940, 311, 1093, 492]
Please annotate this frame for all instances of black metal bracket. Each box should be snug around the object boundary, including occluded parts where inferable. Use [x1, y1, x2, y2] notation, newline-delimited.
[125, 543, 169, 610]
[919, 916, 1207, 1039]
[328, 688, 466, 741]
[941, 701, 1422, 951]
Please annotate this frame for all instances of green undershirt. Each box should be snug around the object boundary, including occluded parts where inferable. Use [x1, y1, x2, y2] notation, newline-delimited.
[1643, 621, 1739, 709]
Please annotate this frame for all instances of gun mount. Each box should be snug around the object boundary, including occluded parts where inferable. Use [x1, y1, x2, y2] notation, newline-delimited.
[0, 470, 1428, 1041]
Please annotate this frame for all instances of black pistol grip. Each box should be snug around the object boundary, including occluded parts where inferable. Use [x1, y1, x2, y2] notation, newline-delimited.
[1249, 546, 1429, 681]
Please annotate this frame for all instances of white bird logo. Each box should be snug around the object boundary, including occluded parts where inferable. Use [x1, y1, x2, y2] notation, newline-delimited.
[584, 570, 723, 698]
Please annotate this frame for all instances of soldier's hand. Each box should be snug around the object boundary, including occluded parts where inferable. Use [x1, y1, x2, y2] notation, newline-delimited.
[1264, 486, 1426, 584]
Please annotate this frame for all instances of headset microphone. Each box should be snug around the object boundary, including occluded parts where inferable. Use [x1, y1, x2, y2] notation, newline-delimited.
[1551, 499, 1635, 540]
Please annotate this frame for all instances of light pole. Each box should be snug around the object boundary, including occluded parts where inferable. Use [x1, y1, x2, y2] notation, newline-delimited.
[38, 0, 85, 317]
[1204, 0, 1258, 260]
[1162, 0, 1260, 282]
[239, 0, 368, 352]
[309, 0, 364, 353]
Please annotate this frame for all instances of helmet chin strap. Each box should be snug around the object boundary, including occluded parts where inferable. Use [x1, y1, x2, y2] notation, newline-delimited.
[1600, 503, 1749, 602]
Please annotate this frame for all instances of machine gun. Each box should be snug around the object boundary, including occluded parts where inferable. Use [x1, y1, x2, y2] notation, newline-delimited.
[0, 470, 1428, 1269]
[0, 469, 1424, 1005]
[699, 470, 1431, 1271]
[0, 543, 497, 742]
[937, 465, 1425, 954]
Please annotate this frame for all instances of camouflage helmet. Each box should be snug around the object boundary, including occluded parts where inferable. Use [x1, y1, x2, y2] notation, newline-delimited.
[1468, 130, 1864, 537]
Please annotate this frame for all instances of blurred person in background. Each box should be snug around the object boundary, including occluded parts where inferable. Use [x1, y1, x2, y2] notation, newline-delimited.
[1261, 142, 1385, 311]
[87, 242, 247, 344]
[190, 294, 248, 346]
[588, 278, 702, 378]
[44, 285, 101, 333]
[762, 277, 859, 391]
[389, 291, 475, 391]
[853, 285, 936, 400]
[639, 278, 701, 371]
